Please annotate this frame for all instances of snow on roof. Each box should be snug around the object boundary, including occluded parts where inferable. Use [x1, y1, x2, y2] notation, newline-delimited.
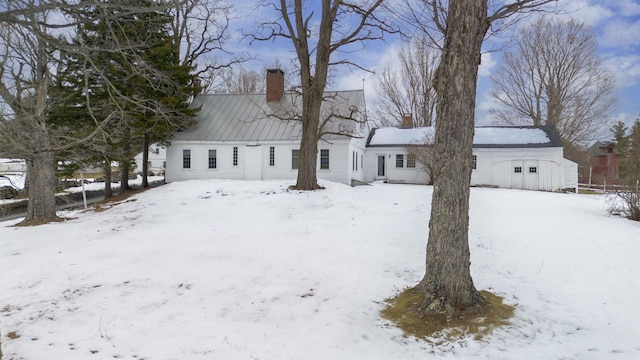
[367, 127, 434, 146]
[368, 126, 558, 148]
[474, 127, 550, 145]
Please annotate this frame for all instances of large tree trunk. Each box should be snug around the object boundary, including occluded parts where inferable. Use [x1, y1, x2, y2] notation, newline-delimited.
[120, 160, 130, 194]
[413, 0, 490, 316]
[19, 151, 60, 225]
[295, 93, 322, 190]
[142, 133, 150, 188]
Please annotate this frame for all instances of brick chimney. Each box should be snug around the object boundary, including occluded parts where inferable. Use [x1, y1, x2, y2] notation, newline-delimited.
[400, 114, 413, 128]
[193, 78, 202, 98]
[266, 69, 284, 102]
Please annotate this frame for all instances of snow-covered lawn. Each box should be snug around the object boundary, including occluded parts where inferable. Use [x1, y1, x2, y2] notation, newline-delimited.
[1, 180, 639, 359]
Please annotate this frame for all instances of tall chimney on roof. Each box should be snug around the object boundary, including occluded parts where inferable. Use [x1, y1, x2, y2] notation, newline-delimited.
[266, 69, 284, 102]
[400, 114, 413, 128]
[193, 78, 202, 98]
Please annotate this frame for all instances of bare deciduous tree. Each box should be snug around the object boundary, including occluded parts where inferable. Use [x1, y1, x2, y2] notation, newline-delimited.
[209, 66, 266, 94]
[0, 0, 217, 224]
[375, 36, 439, 128]
[490, 17, 616, 147]
[253, 0, 397, 190]
[0, 5, 69, 224]
[399, 0, 555, 318]
[405, 131, 435, 184]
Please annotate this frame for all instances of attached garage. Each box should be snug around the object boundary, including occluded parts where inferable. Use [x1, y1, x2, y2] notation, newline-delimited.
[365, 125, 578, 192]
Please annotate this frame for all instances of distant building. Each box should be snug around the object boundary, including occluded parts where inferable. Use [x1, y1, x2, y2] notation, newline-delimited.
[134, 145, 167, 176]
[586, 141, 619, 185]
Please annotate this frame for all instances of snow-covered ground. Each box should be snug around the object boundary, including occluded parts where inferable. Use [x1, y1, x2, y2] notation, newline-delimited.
[1, 180, 639, 359]
[0, 176, 165, 205]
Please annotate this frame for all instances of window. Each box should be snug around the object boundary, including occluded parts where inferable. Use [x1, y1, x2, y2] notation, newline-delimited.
[407, 154, 416, 168]
[182, 149, 191, 169]
[208, 149, 217, 169]
[292, 149, 300, 170]
[162, 161, 166, 169]
[472, 155, 477, 170]
[269, 146, 275, 166]
[514, 166, 522, 173]
[154, 148, 160, 155]
[396, 154, 404, 168]
[233, 146, 238, 166]
[529, 166, 537, 174]
[352, 151, 359, 171]
[320, 149, 330, 170]
[352, 151, 356, 171]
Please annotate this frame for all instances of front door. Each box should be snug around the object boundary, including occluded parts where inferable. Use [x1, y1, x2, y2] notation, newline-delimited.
[377, 155, 386, 177]
[245, 145, 262, 180]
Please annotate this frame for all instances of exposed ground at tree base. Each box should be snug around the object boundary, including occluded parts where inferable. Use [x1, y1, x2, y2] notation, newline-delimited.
[381, 288, 514, 343]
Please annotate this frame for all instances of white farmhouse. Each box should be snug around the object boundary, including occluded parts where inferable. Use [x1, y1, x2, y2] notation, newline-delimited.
[365, 125, 578, 191]
[165, 69, 369, 185]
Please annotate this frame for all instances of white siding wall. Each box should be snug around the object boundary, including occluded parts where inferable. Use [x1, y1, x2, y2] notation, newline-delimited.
[133, 145, 167, 174]
[563, 158, 578, 191]
[471, 147, 566, 191]
[166, 140, 355, 185]
[363, 147, 429, 184]
[347, 139, 367, 183]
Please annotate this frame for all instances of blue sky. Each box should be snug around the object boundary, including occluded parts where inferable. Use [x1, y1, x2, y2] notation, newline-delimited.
[229, 0, 640, 139]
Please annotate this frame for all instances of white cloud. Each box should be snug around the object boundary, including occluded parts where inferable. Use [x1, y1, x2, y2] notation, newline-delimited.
[606, 112, 638, 132]
[334, 41, 403, 106]
[559, 0, 615, 26]
[478, 52, 497, 78]
[599, 19, 640, 48]
[604, 53, 640, 88]
[613, 0, 640, 16]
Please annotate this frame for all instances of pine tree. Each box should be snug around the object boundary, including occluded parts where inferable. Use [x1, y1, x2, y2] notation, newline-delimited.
[51, 0, 197, 192]
[611, 121, 630, 157]
[627, 118, 640, 185]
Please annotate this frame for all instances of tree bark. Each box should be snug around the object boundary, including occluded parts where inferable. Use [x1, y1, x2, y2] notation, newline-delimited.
[104, 159, 113, 199]
[19, 151, 60, 225]
[142, 133, 150, 188]
[413, 0, 490, 316]
[295, 88, 322, 190]
[120, 138, 131, 193]
[120, 161, 130, 194]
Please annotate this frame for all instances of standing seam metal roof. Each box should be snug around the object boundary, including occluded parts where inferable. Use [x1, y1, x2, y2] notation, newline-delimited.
[173, 90, 365, 142]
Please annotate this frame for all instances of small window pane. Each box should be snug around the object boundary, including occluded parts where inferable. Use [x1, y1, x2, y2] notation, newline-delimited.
[472, 155, 477, 170]
[208, 149, 217, 169]
[396, 154, 404, 168]
[529, 166, 537, 174]
[182, 149, 191, 169]
[233, 146, 238, 166]
[269, 146, 275, 166]
[514, 166, 522, 173]
[320, 149, 330, 170]
[352, 151, 355, 171]
[407, 154, 416, 168]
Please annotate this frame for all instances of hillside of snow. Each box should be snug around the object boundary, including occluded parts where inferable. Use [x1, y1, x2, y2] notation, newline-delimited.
[1, 180, 639, 359]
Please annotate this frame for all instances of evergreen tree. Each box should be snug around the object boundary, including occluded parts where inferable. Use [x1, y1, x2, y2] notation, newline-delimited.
[627, 118, 640, 185]
[52, 0, 197, 192]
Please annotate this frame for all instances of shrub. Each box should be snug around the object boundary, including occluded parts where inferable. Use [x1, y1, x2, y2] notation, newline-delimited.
[607, 189, 640, 221]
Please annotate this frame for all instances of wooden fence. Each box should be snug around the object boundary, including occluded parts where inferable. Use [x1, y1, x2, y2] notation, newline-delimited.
[578, 180, 640, 193]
